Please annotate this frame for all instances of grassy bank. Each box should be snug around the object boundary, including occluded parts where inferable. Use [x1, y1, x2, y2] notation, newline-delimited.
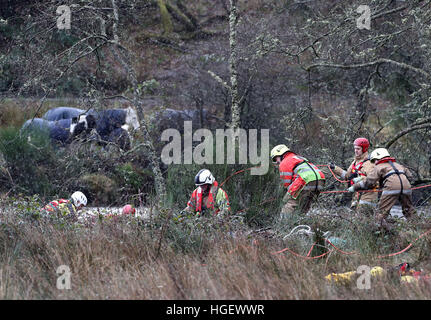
[1, 199, 431, 300]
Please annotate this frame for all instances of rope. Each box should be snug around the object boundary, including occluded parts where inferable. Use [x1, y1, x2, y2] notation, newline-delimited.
[220, 165, 261, 188]
[325, 238, 357, 255]
[274, 226, 431, 260]
[218, 166, 431, 260]
[321, 183, 431, 194]
[221, 165, 431, 196]
[283, 225, 313, 239]
[283, 225, 330, 240]
[219, 165, 431, 215]
[376, 226, 431, 259]
[316, 164, 349, 183]
[272, 246, 334, 260]
[223, 224, 431, 262]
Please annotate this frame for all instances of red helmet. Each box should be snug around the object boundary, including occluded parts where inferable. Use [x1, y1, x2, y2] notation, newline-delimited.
[354, 138, 370, 153]
[122, 204, 136, 215]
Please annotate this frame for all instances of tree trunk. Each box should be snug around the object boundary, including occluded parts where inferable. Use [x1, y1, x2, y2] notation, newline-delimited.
[166, 0, 197, 32]
[111, 0, 167, 207]
[229, 0, 240, 130]
[157, 0, 173, 35]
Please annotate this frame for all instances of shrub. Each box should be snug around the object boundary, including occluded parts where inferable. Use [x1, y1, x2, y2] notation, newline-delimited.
[80, 173, 118, 206]
[164, 161, 284, 228]
[0, 126, 56, 196]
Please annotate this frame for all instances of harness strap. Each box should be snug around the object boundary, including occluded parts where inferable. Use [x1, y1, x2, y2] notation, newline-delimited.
[305, 162, 319, 192]
[293, 158, 320, 193]
[389, 161, 405, 199]
[380, 166, 406, 189]
[291, 156, 307, 173]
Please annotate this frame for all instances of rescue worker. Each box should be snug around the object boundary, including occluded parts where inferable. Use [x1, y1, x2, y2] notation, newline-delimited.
[348, 148, 417, 230]
[41, 191, 87, 220]
[330, 138, 377, 215]
[270, 144, 325, 220]
[184, 169, 230, 217]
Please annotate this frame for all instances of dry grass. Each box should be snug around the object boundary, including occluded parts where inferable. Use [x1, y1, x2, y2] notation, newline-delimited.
[1, 202, 431, 300]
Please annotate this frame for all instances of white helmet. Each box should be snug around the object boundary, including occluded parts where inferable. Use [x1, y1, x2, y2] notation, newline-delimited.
[194, 169, 215, 186]
[270, 144, 290, 163]
[370, 148, 390, 163]
[71, 191, 87, 207]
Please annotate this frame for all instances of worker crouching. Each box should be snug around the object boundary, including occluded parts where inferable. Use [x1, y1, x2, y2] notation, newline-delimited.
[271, 144, 325, 221]
[184, 169, 230, 218]
[41, 191, 87, 221]
[349, 148, 417, 230]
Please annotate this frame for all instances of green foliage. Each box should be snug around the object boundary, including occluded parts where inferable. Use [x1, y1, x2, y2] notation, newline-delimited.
[140, 79, 160, 95]
[164, 216, 210, 255]
[0, 126, 156, 206]
[13, 194, 43, 221]
[80, 173, 117, 205]
[115, 162, 151, 191]
[165, 160, 283, 228]
[0, 126, 56, 195]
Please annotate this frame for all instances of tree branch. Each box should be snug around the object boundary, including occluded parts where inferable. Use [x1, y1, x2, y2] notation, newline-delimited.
[306, 58, 431, 79]
[386, 122, 431, 148]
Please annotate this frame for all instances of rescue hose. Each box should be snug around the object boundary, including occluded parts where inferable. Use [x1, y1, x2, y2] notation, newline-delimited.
[219, 165, 431, 214]
[219, 165, 261, 188]
[219, 166, 431, 260]
[236, 182, 431, 213]
[316, 164, 349, 183]
[320, 183, 431, 194]
[221, 165, 431, 195]
[273, 226, 431, 260]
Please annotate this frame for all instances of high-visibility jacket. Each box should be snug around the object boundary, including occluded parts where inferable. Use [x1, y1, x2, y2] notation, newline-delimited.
[41, 199, 77, 218]
[279, 152, 325, 199]
[186, 180, 230, 216]
[333, 152, 377, 205]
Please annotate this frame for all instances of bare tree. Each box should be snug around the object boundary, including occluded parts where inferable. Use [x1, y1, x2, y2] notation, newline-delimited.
[110, 0, 167, 205]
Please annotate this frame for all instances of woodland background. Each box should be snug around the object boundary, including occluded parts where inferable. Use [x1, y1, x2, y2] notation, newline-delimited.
[0, 0, 431, 300]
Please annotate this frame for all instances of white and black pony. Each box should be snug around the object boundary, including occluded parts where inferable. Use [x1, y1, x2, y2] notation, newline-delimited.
[42, 106, 140, 150]
[20, 116, 93, 146]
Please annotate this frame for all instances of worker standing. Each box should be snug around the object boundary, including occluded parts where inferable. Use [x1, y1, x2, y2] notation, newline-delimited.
[330, 138, 377, 215]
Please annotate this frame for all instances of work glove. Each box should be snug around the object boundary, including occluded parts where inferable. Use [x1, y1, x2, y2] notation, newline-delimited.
[352, 177, 362, 184]
[347, 186, 355, 193]
[173, 210, 189, 222]
[217, 209, 229, 221]
[329, 163, 336, 170]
